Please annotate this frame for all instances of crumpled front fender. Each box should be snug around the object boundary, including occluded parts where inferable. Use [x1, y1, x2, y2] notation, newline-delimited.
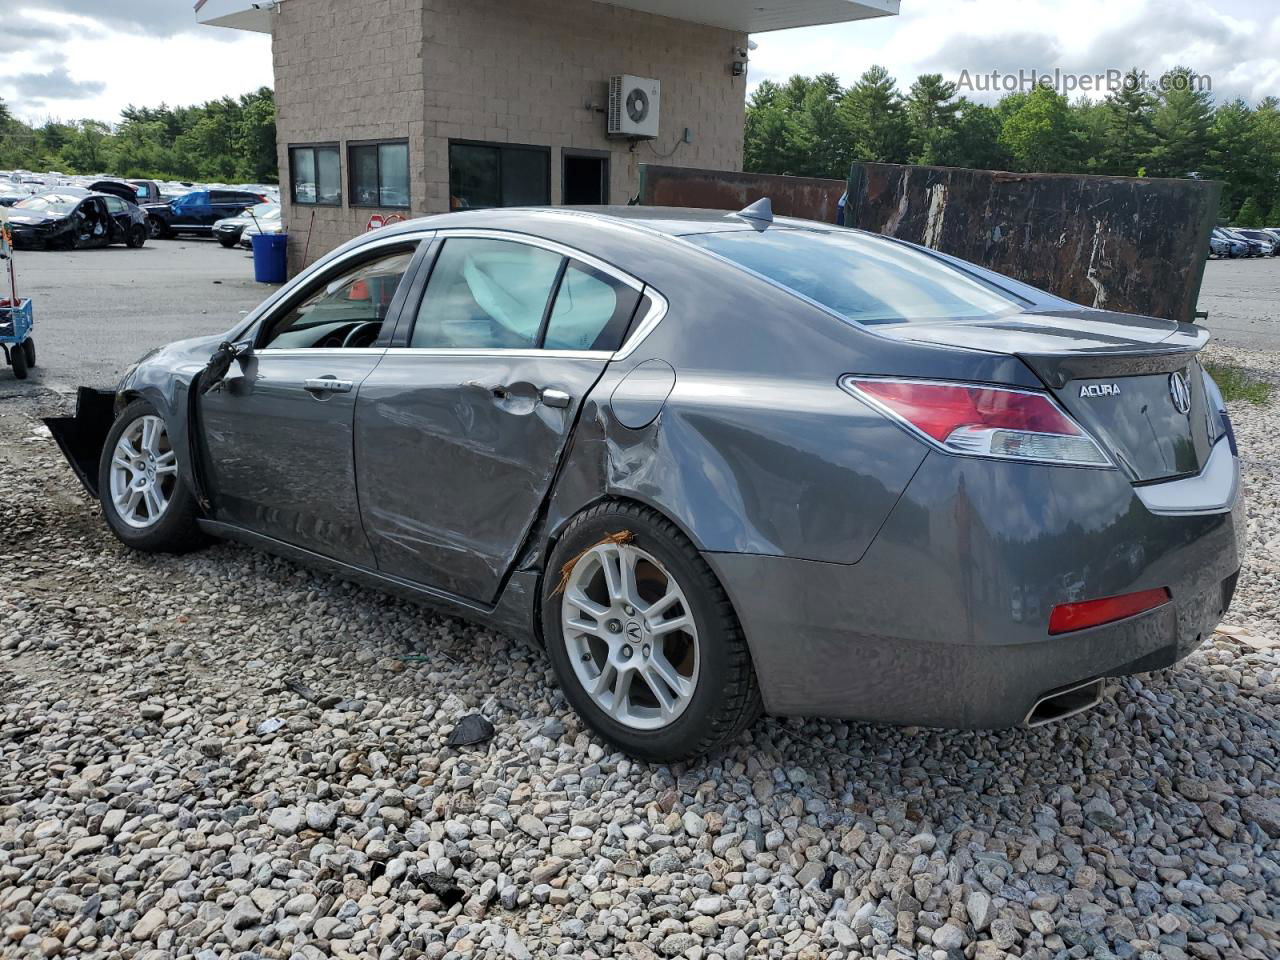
[43, 387, 117, 498]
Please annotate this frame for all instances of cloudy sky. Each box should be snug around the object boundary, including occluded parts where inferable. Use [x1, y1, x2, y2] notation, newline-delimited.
[1, 0, 1279, 125]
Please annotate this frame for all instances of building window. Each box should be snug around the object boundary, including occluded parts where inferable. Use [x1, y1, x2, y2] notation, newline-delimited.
[289, 144, 341, 206]
[349, 140, 410, 208]
[449, 141, 550, 211]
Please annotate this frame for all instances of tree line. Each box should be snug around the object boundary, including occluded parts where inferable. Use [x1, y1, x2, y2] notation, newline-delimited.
[746, 66, 1280, 226]
[0, 89, 277, 184]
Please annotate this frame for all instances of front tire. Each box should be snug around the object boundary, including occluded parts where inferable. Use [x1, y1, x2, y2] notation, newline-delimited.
[218, 236, 239, 248]
[542, 502, 761, 762]
[21, 337, 34, 368]
[148, 218, 170, 240]
[98, 399, 204, 553]
[8, 343, 28, 380]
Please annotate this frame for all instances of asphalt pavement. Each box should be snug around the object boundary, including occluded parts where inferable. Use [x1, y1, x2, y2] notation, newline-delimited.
[0, 236, 275, 399]
[1197, 255, 1280, 351]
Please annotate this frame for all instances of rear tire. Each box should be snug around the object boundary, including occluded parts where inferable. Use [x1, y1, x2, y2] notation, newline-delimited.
[21, 337, 35, 368]
[98, 399, 205, 553]
[541, 501, 762, 762]
[9, 343, 28, 380]
[126, 224, 147, 248]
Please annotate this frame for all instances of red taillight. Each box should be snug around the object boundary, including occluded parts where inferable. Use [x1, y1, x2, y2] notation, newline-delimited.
[841, 377, 1110, 467]
[1048, 587, 1171, 635]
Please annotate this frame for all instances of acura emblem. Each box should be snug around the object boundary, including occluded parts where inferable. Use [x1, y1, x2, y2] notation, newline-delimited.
[1169, 371, 1191, 415]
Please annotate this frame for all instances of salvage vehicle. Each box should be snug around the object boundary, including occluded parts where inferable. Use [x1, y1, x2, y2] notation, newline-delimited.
[237, 206, 284, 248]
[144, 188, 267, 239]
[3, 192, 149, 250]
[214, 203, 279, 248]
[1210, 228, 1248, 258]
[1232, 228, 1279, 256]
[46, 205, 1242, 761]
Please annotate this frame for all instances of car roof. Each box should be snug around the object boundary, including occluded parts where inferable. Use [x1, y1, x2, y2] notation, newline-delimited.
[370, 205, 840, 244]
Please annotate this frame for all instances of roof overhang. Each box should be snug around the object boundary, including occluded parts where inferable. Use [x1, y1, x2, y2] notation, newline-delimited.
[597, 0, 900, 32]
[194, 0, 273, 33]
[196, 0, 899, 35]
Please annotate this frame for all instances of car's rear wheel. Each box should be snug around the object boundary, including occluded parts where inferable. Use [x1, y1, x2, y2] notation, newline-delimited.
[98, 399, 204, 553]
[542, 502, 761, 761]
[126, 224, 147, 248]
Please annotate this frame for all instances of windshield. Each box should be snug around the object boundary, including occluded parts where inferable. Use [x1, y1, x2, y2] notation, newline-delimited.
[14, 195, 78, 214]
[686, 228, 1023, 325]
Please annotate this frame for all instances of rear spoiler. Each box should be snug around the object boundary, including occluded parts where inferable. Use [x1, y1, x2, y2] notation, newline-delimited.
[43, 387, 116, 498]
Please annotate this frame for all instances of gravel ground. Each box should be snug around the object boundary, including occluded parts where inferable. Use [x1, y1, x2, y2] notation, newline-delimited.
[1, 346, 1278, 960]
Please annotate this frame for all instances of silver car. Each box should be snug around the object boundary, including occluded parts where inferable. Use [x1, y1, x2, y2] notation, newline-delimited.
[47, 205, 1242, 760]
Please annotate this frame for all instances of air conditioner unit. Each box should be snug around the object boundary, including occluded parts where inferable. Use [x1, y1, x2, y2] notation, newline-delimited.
[608, 75, 661, 140]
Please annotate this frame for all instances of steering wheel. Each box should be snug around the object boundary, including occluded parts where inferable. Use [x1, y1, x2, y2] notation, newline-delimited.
[341, 321, 382, 349]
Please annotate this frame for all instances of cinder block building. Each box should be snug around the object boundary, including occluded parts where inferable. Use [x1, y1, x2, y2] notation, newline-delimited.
[196, 0, 899, 273]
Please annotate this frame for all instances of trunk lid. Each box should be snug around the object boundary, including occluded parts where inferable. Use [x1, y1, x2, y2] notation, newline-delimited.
[877, 309, 1214, 482]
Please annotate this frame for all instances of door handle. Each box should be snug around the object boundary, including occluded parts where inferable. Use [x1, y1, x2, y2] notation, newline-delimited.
[540, 388, 572, 408]
[303, 378, 353, 393]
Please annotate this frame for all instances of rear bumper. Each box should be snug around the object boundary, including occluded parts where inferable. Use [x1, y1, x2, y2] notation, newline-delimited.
[708, 450, 1243, 728]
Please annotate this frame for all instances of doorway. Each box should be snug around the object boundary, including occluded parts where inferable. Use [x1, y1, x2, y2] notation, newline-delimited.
[562, 151, 609, 206]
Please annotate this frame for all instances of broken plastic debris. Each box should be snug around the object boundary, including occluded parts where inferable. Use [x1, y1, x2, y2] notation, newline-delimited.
[446, 713, 495, 748]
[256, 717, 285, 735]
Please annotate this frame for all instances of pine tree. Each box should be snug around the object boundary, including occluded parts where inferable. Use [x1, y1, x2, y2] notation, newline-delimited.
[839, 66, 910, 164]
[1147, 66, 1213, 178]
[906, 73, 960, 164]
[1100, 68, 1155, 175]
[1236, 197, 1264, 228]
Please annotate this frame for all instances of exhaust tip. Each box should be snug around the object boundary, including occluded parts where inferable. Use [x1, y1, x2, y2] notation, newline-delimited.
[1024, 678, 1104, 727]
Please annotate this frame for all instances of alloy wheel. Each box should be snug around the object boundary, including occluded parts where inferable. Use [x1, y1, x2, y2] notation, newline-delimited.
[109, 415, 177, 528]
[561, 542, 700, 730]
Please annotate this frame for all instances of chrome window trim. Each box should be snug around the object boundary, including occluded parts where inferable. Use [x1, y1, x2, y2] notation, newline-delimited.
[388, 348, 612, 360]
[255, 347, 388, 357]
[614, 287, 668, 361]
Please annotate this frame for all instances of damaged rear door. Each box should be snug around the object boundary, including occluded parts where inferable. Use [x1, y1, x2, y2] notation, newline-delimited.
[355, 234, 645, 603]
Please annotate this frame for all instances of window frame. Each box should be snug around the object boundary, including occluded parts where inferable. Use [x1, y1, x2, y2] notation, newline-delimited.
[448, 139, 552, 211]
[288, 143, 342, 208]
[254, 238, 426, 352]
[561, 148, 610, 205]
[348, 138, 411, 210]
[396, 228, 658, 357]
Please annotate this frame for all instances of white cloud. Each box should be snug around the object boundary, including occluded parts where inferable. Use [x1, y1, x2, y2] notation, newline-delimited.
[749, 0, 1280, 105]
[0, 6, 271, 124]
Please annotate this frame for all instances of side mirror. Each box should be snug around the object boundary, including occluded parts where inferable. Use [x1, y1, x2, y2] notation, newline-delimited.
[199, 339, 253, 394]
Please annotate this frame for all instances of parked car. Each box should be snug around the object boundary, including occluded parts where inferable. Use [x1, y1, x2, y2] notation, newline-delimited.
[45, 205, 1242, 761]
[1234, 228, 1280, 256]
[2, 192, 149, 249]
[237, 206, 284, 248]
[1211, 227, 1248, 258]
[1219, 227, 1268, 257]
[1208, 234, 1231, 258]
[214, 203, 279, 248]
[144, 188, 267, 239]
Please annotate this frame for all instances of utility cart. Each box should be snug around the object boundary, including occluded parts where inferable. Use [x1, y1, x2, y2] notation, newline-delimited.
[0, 222, 35, 380]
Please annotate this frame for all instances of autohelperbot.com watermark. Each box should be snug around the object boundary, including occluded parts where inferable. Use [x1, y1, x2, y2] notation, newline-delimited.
[955, 68, 1212, 96]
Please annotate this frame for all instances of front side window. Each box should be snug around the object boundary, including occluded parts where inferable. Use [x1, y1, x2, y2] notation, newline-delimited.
[411, 238, 563, 348]
[261, 247, 417, 349]
[685, 228, 1022, 325]
[449, 141, 550, 210]
[349, 141, 409, 208]
[290, 145, 341, 206]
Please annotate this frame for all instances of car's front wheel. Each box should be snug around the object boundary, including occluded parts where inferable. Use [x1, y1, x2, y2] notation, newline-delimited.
[98, 399, 204, 553]
[148, 218, 169, 239]
[542, 502, 762, 761]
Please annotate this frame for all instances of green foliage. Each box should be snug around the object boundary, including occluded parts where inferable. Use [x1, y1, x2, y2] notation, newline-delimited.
[743, 65, 1280, 223]
[1235, 197, 1264, 228]
[1204, 363, 1272, 405]
[0, 89, 277, 183]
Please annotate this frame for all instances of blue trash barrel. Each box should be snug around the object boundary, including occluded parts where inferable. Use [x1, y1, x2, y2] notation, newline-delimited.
[251, 234, 288, 284]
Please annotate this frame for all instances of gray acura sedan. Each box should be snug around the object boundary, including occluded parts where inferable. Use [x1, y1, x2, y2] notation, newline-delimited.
[47, 204, 1242, 761]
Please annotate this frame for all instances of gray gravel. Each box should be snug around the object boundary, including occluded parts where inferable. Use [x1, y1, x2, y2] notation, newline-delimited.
[1, 347, 1278, 960]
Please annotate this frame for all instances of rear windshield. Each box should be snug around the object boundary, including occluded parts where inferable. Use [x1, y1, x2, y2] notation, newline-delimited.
[686, 228, 1022, 325]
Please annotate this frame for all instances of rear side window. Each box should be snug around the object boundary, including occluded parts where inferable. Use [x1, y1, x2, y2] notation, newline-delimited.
[103, 196, 126, 214]
[544, 262, 641, 351]
[686, 228, 1021, 325]
[411, 238, 564, 348]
